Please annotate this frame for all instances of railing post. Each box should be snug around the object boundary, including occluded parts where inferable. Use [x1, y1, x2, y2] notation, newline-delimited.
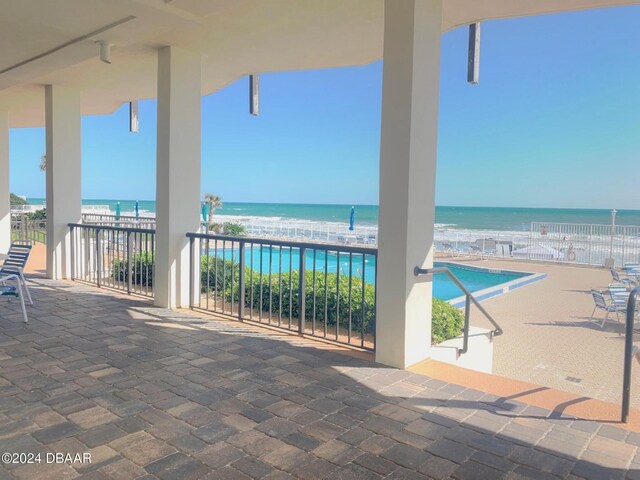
[461, 295, 471, 355]
[298, 247, 306, 334]
[70, 225, 75, 279]
[95, 228, 101, 287]
[622, 287, 639, 423]
[189, 235, 194, 308]
[238, 240, 245, 320]
[126, 231, 133, 294]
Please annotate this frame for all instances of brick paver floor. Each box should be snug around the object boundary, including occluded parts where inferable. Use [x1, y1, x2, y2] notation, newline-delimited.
[1, 278, 640, 479]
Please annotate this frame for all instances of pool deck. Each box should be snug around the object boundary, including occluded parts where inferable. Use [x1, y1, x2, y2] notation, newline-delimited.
[436, 253, 638, 409]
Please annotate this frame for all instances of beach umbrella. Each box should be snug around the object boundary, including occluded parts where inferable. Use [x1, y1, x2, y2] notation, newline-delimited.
[115, 202, 121, 220]
[348, 206, 355, 231]
[134, 200, 139, 220]
[201, 202, 210, 223]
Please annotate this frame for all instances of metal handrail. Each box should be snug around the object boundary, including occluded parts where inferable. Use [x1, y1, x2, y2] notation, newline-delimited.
[622, 286, 640, 423]
[186, 232, 378, 255]
[414, 265, 503, 355]
[68, 222, 156, 235]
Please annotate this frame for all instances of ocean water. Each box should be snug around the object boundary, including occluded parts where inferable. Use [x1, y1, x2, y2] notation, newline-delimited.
[26, 198, 640, 231]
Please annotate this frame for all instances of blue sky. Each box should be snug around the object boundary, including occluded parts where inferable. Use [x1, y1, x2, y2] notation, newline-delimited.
[9, 5, 640, 209]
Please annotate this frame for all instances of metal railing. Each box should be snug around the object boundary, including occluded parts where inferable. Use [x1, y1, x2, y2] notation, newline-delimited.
[69, 223, 155, 297]
[529, 222, 640, 267]
[414, 265, 503, 355]
[82, 213, 156, 228]
[622, 286, 640, 423]
[10, 215, 46, 244]
[187, 232, 377, 350]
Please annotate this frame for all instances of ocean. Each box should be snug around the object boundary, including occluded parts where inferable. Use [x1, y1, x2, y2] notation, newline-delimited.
[25, 198, 640, 231]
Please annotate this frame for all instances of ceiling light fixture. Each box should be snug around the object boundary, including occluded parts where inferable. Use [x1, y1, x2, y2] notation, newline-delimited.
[98, 42, 112, 64]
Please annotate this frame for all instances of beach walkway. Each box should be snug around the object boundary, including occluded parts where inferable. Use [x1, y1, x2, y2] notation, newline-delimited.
[2, 277, 640, 479]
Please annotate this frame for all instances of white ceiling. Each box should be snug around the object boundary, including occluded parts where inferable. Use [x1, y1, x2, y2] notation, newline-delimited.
[1, 0, 637, 127]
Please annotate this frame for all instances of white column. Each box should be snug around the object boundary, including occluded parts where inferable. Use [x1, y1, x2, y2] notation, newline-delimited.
[155, 46, 201, 308]
[0, 111, 9, 254]
[45, 86, 82, 279]
[375, 0, 442, 369]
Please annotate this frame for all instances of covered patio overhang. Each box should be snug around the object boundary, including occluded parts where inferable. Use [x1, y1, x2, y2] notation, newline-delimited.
[0, 0, 637, 370]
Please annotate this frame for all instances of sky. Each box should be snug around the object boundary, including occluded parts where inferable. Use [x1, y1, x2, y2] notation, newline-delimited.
[8, 5, 640, 209]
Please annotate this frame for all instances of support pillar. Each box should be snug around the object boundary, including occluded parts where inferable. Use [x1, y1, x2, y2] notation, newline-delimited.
[0, 111, 9, 254]
[45, 86, 82, 279]
[375, 0, 442, 368]
[155, 46, 201, 308]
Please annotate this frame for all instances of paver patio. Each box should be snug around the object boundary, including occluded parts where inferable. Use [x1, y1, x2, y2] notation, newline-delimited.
[1, 278, 640, 479]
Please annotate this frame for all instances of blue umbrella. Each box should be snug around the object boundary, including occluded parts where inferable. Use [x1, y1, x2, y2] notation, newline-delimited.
[115, 202, 121, 220]
[134, 200, 139, 220]
[201, 202, 210, 222]
[349, 206, 355, 231]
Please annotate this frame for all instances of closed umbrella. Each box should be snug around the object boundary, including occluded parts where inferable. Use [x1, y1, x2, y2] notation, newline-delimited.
[201, 202, 210, 223]
[115, 202, 121, 220]
[134, 200, 139, 220]
[348, 206, 355, 231]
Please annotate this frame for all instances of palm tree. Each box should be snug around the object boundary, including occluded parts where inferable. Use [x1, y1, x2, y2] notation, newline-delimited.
[203, 193, 222, 223]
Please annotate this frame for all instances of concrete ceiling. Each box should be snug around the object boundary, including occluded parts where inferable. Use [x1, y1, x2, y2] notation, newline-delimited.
[1, 0, 638, 127]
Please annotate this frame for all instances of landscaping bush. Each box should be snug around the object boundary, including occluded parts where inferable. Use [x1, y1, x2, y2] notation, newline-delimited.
[431, 298, 464, 344]
[112, 252, 154, 287]
[222, 222, 246, 236]
[199, 256, 464, 344]
[200, 257, 376, 334]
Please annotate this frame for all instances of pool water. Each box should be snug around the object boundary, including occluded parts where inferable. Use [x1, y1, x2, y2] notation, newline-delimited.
[213, 246, 529, 301]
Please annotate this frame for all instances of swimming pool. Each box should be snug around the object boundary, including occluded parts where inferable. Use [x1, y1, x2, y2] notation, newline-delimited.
[212, 247, 542, 303]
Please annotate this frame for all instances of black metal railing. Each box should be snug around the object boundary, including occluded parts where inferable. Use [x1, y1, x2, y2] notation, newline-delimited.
[10, 215, 46, 244]
[69, 223, 155, 297]
[187, 232, 377, 350]
[622, 286, 640, 423]
[414, 265, 503, 355]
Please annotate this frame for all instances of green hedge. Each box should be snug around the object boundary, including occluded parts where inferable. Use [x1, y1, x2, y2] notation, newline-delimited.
[200, 257, 376, 334]
[112, 252, 154, 287]
[200, 257, 465, 343]
[432, 298, 464, 344]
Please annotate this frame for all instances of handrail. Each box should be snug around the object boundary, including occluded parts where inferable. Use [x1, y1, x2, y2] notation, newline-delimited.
[414, 265, 503, 356]
[621, 286, 640, 423]
[186, 232, 378, 255]
[68, 222, 156, 235]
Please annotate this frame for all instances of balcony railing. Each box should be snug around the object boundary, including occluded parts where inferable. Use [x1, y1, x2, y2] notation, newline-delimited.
[11, 214, 46, 244]
[187, 232, 378, 350]
[68, 223, 155, 297]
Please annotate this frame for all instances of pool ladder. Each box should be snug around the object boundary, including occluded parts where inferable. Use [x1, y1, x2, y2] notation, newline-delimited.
[414, 266, 504, 356]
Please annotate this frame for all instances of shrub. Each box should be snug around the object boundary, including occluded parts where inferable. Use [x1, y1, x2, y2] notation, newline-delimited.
[112, 252, 154, 287]
[200, 257, 376, 334]
[198, 255, 464, 344]
[207, 223, 223, 234]
[222, 222, 246, 236]
[10, 193, 27, 205]
[431, 298, 464, 344]
[26, 208, 46, 220]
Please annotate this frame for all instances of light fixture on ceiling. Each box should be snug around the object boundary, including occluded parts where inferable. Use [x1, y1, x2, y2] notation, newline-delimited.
[249, 74, 259, 116]
[98, 41, 112, 64]
[129, 101, 139, 133]
[467, 22, 480, 84]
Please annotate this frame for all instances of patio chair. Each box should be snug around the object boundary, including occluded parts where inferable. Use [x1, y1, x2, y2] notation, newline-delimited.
[590, 289, 626, 328]
[0, 274, 28, 323]
[0, 243, 33, 305]
[610, 268, 637, 288]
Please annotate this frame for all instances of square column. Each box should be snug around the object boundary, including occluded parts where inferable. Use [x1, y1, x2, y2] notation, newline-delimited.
[375, 0, 442, 368]
[0, 111, 9, 254]
[155, 46, 202, 308]
[45, 86, 82, 279]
